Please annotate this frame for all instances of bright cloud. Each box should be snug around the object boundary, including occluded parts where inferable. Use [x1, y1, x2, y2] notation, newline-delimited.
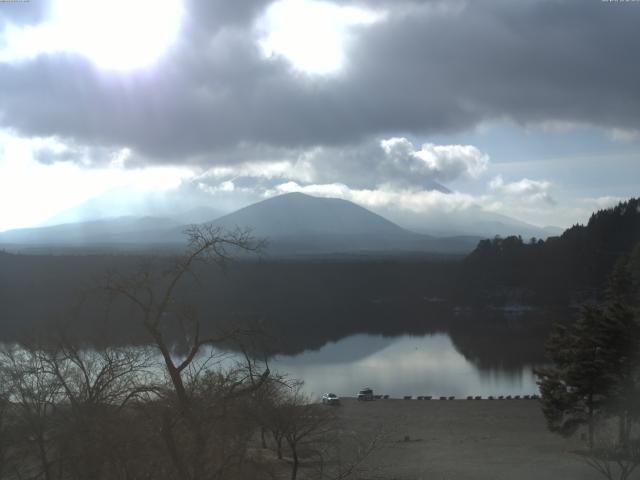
[380, 138, 489, 183]
[258, 0, 383, 75]
[201, 158, 315, 184]
[270, 181, 478, 213]
[0, 0, 184, 70]
[489, 175, 556, 205]
[190, 138, 489, 192]
[580, 196, 626, 209]
[0, 132, 193, 231]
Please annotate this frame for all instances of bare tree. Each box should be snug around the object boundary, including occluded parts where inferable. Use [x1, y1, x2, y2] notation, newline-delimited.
[311, 424, 386, 480]
[38, 339, 158, 480]
[259, 379, 386, 480]
[104, 224, 270, 480]
[0, 365, 12, 479]
[271, 383, 337, 480]
[259, 376, 300, 460]
[0, 224, 387, 480]
[0, 344, 62, 480]
[577, 436, 640, 480]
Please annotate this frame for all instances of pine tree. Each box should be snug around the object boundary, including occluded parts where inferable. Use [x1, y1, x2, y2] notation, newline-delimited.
[536, 306, 614, 448]
[537, 249, 640, 450]
[601, 254, 640, 449]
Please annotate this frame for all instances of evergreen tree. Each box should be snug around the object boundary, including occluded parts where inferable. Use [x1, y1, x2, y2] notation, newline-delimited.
[601, 252, 640, 449]
[459, 198, 640, 306]
[537, 250, 640, 450]
[536, 306, 613, 448]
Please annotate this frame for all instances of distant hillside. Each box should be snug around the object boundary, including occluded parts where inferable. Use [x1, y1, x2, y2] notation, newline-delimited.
[0, 193, 480, 255]
[0, 216, 182, 246]
[212, 192, 404, 237]
[458, 198, 640, 305]
[386, 206, 563, 239]
[37, 186, 227, 227]
[209, 192, 479, 255]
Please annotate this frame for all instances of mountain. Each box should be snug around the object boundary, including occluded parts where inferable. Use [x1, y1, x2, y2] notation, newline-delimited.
[171, 206, 224, 224]
[0, 210, 222, 249]
[211, 192, 405, 237]
[208, 192, 479, 255]
[38, 187, 227, 227]
[0, 216, 183, 246]
[0, 193, 480, 255]
[384, 206, 564, 239]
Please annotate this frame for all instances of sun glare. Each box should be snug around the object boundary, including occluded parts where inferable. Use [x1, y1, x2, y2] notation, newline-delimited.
[0, 132, 194, 232]
[258, 0, 383, 75]
[0, 0, 184, 70]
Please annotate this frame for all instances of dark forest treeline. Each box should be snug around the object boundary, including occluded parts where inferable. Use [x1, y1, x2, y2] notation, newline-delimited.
[3, 198, 639, 320]
[457, 198, 640, 306]
[0, 253, 459, 347]
[0, 249, 556, 371]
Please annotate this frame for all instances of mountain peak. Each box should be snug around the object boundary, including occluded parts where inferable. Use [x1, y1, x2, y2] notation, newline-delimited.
[279, 191, 309, 198]
[213, 193, 404, 238]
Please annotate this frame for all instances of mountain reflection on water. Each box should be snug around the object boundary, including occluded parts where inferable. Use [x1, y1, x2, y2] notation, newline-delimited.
[255, 307, 556, 397]
[271, 332, 540, 398]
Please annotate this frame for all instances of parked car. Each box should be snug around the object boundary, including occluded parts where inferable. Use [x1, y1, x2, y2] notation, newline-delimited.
[321, 393, 340, 405]
[357, 388, 374, 401]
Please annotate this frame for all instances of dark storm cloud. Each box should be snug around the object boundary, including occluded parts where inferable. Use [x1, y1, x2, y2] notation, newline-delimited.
[183, 0, 271, 29]
[0, 0, 639, 165]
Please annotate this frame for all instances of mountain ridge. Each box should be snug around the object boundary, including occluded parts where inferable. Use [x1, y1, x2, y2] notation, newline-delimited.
[209, 192, 408, 237]
[0, 193, 479, 255]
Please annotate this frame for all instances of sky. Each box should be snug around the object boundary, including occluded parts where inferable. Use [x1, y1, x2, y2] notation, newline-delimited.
[0, 0, 639, 232]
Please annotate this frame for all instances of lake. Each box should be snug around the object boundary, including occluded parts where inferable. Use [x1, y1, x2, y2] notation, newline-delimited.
[0, 312, 548, 401]
[269, 333, 540, 399]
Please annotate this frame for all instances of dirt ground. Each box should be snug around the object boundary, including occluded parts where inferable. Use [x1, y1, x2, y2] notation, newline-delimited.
[333, 397, 612, 480]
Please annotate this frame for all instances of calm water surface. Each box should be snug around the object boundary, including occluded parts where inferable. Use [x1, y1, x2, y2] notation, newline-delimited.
[269, 333, 539, 399]
[2, 330, 542, 399]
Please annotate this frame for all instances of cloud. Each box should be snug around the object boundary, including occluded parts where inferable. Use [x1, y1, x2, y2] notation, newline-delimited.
[269, 180, 477, 213]
[380, 137, 488, 183]
[258, 0, 384, 75]
[31, 140, 134, 168]
[608, 128, 640, 142]
[201, 159, 311, 183]
[189, 137, 486, 192]
[0, 2, 49, 27]
[0, 0, 637, 166]
[580, 196, 626, 210]
[0, 130, 194, 231]
[489, 175, 556, 205]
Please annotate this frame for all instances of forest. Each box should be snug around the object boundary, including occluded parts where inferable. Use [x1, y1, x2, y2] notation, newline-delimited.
[458, 198, 640, 306]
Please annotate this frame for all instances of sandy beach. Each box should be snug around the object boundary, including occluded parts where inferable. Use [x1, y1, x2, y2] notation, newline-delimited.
[333, 397, 606, 480]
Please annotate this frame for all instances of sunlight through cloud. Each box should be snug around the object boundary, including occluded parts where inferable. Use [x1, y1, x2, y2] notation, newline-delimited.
[258, 0, 384, 75]
[0, 133, 194, 231]
[0, 0, 184, 70]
